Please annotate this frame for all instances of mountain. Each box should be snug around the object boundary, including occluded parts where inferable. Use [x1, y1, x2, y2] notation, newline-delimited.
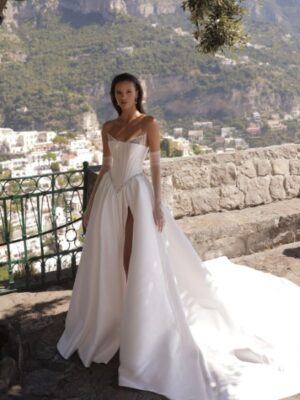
[246, 0, 300, 32]
[4, 0, 181, 27]
[4, 0, 300, 30]
[0, 0, 299, 142]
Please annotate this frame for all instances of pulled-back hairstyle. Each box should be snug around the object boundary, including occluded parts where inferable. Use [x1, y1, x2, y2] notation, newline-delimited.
[110, 72, 145, 116]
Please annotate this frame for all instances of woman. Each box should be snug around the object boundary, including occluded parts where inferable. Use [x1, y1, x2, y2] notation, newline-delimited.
[82, 73, 164, 280]
[57, 73, 300, 400]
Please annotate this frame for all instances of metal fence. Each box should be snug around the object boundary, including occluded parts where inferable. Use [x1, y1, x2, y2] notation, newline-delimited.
[0, 162, 93, 294]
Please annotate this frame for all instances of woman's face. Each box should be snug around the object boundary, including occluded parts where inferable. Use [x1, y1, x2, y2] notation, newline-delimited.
[114, 81, 138, 111]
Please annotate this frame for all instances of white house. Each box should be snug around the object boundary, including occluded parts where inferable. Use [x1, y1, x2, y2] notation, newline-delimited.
[193, 121, 213, 129]
[117, 46, 134, 56]
[188, 130, 203, 143]
[173, 127, 184, 137]
[70, 138, 89, 152]
[17, 131, 39, 152]
[69, 149, 92, 169]
[221, 127, 236, 138]
[0, 128, 18, 153]
[37, 131, 56, 143]
[252, 112, 261, 122]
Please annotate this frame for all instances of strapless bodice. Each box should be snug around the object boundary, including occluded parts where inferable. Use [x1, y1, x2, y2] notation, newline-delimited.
[107, 133, 149, 192]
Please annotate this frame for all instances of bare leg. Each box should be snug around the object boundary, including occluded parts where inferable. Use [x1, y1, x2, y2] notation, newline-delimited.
[123, 206, 133, 280]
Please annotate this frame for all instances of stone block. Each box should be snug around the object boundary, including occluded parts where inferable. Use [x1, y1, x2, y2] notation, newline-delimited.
[272, 159, 289, 175]
[237, 176, 272, 206]
[220, 185, 244, 210]
[269, 175, 286, 200]
[172, 192, 194, 218]
[255, 159, 272, 176]
[191, 188, 220, 214]
[239, 160, 257, 178]
[284, 176, 300, 198]
[210, 163, 237, 187]
[290, 159, 300, 175]
[172, 164, 210, 190]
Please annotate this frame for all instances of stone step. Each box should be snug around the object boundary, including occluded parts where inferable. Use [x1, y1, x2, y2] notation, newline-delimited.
[177, 198, 300, 260]
[232, 240, 300, 286]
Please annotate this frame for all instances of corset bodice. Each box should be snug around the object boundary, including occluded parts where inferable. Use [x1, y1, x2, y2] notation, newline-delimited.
[107, 133, 149, 192]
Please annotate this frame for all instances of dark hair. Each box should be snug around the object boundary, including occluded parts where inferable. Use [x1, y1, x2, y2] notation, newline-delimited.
[110, 72, 145, 116]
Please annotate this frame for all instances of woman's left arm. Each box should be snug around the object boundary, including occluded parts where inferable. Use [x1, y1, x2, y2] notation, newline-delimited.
[146, 116, 165, 232]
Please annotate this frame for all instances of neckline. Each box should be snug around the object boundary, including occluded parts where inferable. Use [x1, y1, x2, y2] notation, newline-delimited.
[112, 114, 146, 139]
[107, 132, 148, 147]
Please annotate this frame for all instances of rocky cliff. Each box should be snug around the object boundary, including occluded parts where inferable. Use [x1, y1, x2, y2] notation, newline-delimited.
[144, 74, 300, 119]
[246, 0, 300, 32]
[4, 0, 299, 28]
[60, 0, 179, 17]
[5, 0, 181, 27]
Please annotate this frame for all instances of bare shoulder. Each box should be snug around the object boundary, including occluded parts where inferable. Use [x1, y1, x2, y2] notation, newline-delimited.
[142, 115, 160, 149]
[102, 119, 117, 135]
[141, 115, 159, 131]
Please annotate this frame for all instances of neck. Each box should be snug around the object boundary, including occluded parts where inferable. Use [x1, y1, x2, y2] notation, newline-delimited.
[119, 107, 140, 122]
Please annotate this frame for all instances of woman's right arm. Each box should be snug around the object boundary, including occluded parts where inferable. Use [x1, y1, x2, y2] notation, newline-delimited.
[83, 122, 112, 228]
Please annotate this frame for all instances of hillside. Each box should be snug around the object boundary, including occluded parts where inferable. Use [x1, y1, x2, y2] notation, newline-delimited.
[0, 0, 299, 143]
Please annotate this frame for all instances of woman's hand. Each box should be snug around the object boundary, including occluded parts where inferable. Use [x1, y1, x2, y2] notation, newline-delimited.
[153, 202, 165, 232]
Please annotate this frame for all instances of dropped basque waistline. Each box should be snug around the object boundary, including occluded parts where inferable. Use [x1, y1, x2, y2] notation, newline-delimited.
[109, 171, 145, 193]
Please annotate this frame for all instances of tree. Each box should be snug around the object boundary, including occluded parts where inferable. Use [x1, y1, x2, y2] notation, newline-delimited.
[43, 151, 57, 162]
[53, 135, 70, 146]
[0, 168, 11, 180]
[182, 0, 248, 53]
[50, 161, 60, 173]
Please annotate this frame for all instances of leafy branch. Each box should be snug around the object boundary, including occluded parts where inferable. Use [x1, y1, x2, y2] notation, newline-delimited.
[182, 0, 249, 53]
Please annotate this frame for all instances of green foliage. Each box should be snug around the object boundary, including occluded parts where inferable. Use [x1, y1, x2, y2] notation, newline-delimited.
[50, 161, 60, 172]
[43, 151, 56, 161]
[1, 13, 216, 129]
[0, 168, 11, 180]
[0, 7, 299, 151]
[160, 138, 183, 157]
[0, 266, 9, 281]
[182, 0, 248, 53]
[192, 143, 202, 154]
[53, 135, 69, 145]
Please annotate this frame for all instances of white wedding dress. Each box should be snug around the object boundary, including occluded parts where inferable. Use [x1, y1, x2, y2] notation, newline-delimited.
[57, 132, 300, 400]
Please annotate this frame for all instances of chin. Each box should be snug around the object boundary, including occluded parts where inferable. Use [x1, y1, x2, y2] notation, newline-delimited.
[121, 103, 134, 110]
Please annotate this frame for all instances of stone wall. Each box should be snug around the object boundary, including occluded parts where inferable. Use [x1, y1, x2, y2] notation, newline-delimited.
[143, 143, 300, 218]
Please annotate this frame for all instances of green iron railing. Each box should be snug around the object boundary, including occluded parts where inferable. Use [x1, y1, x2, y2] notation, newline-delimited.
[0, 161, 92, 294]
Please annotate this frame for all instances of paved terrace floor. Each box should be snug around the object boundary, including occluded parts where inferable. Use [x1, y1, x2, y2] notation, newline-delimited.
[0, 199, 300, 400]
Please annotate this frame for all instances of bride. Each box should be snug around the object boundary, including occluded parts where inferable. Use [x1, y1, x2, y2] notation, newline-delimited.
[57, 72, 300, 400]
